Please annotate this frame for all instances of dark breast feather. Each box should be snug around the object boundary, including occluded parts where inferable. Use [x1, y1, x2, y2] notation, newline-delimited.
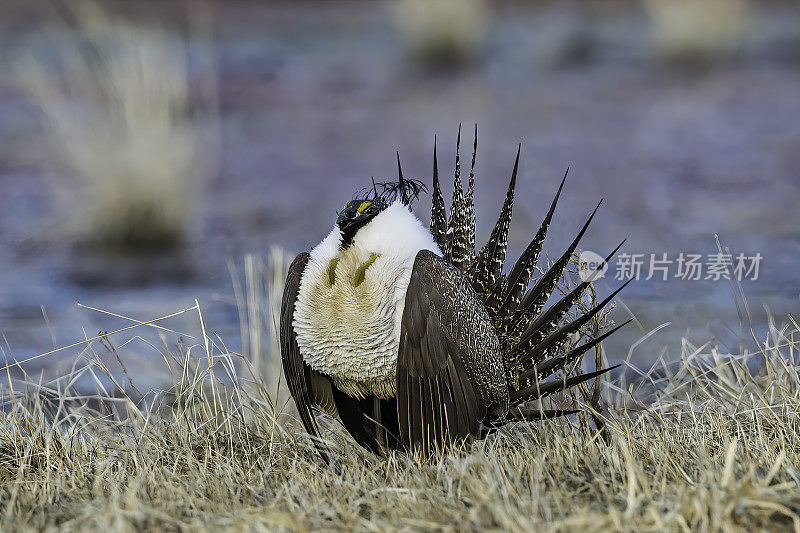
[282, 252, 400, 456]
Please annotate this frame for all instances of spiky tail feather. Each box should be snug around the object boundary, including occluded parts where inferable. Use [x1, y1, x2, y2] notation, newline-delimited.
[430, 129, 630, 418]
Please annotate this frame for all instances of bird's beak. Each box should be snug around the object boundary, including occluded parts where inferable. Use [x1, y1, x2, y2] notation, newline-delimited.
[337, 211, 373, 233]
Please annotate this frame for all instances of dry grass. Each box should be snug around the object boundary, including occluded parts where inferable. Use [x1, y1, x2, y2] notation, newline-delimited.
[643, 0, 750, 64]
[3, 260, 800, 531]
[19, 4, 216, 251]
[227, 248, 294, 413]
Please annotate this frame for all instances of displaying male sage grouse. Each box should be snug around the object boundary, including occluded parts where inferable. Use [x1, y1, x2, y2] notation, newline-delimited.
[281, 129, 629, 459]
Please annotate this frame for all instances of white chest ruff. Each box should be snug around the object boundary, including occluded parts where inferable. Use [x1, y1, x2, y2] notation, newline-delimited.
[293, 250, 411, 398]
[292, 202, 440, 399]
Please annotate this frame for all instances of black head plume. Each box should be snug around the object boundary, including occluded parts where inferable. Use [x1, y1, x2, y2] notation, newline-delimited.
[366, 152, 428, 206]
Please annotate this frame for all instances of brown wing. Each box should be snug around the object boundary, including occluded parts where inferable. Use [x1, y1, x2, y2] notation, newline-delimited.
[280, 252, 330, 463]
[397, 250, 500, 453]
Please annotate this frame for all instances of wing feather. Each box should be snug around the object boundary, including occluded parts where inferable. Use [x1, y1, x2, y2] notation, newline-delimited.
[397, 250, 496, 451]
[410, 377, 424, 446]
[446, 359, 469, 438]
[280, 252, 330, 462]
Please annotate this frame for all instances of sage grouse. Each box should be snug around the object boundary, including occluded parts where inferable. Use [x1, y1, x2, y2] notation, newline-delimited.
[281, 129, 629, 458]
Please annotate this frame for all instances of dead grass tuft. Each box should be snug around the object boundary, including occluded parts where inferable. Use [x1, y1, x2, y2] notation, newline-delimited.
[394, 0, 490, 67]
[643, 0, 750, 65]
[19, 4, 217, 252]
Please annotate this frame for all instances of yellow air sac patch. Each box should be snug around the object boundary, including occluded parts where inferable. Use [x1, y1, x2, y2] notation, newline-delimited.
[353, 253, 379, 288]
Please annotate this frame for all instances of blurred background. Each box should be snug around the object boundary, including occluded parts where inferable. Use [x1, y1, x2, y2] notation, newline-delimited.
[1, 0, 799, 389]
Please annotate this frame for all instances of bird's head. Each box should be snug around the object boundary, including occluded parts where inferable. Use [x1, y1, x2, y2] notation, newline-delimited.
[337, 197, 389, 247]
[337, 153, 428, 249]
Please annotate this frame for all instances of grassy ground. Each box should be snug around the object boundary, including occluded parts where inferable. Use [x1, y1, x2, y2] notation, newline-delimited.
[2, 304, 800, 532]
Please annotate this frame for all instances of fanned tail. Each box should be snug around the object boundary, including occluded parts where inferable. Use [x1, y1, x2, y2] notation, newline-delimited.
[511, 279, 632, 372]
[507, 239, 626, 355]
[471, 144, 519, 308]
[501, 199, 603, 344]
[428, 132, 631, 420]
[430, 137, 448, 250]
[446, 124, 472, 270]
[510, 365, 622, 405]
[496, 169, 568, 319]
[516, 319, 633, 384]
[465, 125, 478, 261]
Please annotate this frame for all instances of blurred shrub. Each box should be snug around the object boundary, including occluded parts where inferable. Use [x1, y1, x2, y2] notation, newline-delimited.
[394, 0, 490, 67]
[21, 4, 216, 252]
[643, 0, 749, 64]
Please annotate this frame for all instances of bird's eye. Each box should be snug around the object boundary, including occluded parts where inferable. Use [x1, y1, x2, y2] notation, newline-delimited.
[357, 201, 371, 214]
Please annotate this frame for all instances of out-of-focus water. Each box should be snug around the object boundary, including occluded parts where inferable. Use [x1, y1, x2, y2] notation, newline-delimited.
[1, 1, 799, 389]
